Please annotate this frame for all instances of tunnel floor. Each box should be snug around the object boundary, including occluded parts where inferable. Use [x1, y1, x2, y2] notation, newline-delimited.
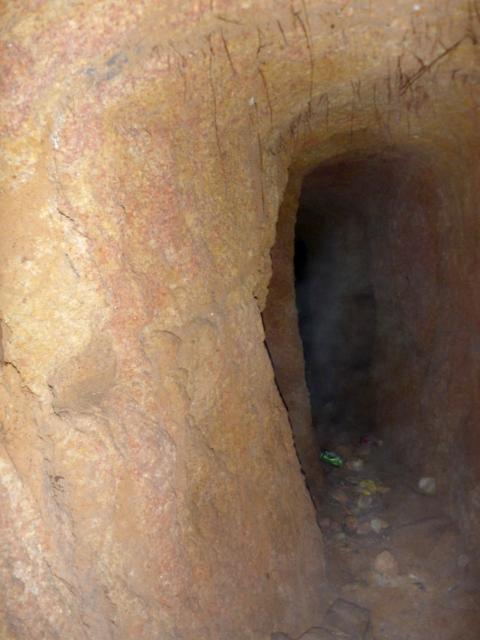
[299, 432, 480, 639]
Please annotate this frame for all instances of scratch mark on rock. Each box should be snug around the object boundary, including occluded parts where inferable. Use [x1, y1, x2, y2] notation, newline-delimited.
[349, 100, 355, 143]
[169, 41, 188, 100]
[57, 208, 89, 240]
[351, 79, 361, 103]
[292, 5, 314, 116]
[258, 66, 273, 125]
[256, 27, 269, 56]
[372, 81, 381, 126]
[221, 29, 237, 75]
[300, 0, 311, 30]
[396, 54, 407, 92]
[64, 253, 80, 278]
[249, 105, 266, 219]
[400, 36, 467, 94]
[314, 92, 330, 125]
[207, 35, 227, 190]
[466, 0, 479, 43]
[385, 58, 393, 103]
[215, 14, 243, 25]
[3, 361, 39, 397]
[277, 19, 288, 46]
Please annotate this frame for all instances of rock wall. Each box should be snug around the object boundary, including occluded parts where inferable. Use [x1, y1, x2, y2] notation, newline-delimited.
[262, 176, 327, 510]
[365, 153, 480, 561]
[0, 1, 479, 638]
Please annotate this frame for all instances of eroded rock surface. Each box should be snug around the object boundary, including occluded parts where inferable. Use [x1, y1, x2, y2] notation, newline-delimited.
[1, 1, 479, 638]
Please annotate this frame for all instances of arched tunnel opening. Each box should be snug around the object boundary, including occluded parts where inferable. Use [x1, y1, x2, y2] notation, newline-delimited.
[294, 172, 377, 449]
[263, 149, 480, 638]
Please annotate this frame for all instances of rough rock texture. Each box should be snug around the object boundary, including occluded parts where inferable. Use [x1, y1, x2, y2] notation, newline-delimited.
[0, 1, 479, 639]
[263, 176, 327, 508]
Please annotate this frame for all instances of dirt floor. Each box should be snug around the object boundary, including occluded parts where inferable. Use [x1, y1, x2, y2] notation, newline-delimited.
[275, 435, 480, 640]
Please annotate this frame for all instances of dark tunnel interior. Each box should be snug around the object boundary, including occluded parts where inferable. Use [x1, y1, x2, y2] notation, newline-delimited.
[294, 187, 377, 447]
[260, 151, 480, 638]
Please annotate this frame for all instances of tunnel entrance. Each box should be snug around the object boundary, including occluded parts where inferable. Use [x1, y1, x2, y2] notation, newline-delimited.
[294, 180, 377, 448]
[263, 150, 449, 492]
[263, 151, 480, 638]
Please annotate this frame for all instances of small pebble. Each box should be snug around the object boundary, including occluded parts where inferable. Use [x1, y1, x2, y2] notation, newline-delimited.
[332, 489, 349, 504]
[334, 532, 347, 542]
[347, 458, 364, 472]
[374, 551, 399, 576]
[319, 517, 332, 530]
[356, 521, 372, 535]
[418, 477, 436, 495]
[357, 479, 378, 495]
[344, 515, 358, 532]
[355, 478, 390, 494]
[409, 573, 426, 590]
[357, 495, 373, 510]
[458, 554, 470, 568]
[370, 518, 389, 534]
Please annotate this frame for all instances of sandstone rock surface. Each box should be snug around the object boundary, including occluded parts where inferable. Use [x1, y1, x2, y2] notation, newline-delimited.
[0, 1, 479, 639]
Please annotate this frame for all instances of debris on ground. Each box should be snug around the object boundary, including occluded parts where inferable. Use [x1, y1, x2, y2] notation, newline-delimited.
[314, 436, 479, 638]
[344, 515, 358, 532]
[408, 573, 426, 590]
[418, 477, 436, 495]
[324, 599, 371, 637]
[373, 550, 399, 577]
[370, 517, 389, 534]
[357, 494, 373, 510]
[356, 479, 390, 495]
[346, 458, 364, 472]
[331, 488, 349, 504]
[320, 450, 344, 467]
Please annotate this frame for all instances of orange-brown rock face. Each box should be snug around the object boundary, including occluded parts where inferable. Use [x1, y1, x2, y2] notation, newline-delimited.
[0, 1, 479, 639]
